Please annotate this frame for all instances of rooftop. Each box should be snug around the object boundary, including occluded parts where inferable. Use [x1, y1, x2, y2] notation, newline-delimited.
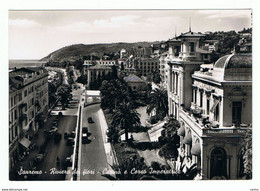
[193, 53, 252, 82]
[87, 63, 112, 70]
[177, 31, 205, 39]
[124, 74, 144, 83]
[214, 53, 252, 69]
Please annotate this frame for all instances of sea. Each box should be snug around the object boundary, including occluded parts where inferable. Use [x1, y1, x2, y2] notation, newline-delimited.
[9, 60, 47, 70]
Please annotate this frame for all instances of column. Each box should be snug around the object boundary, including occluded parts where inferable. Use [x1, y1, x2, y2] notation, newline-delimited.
[168, 63, 172, 92]
[87, 70, 91, 87]
[171, 72, 174, 93]
[179, 72, 184, 105]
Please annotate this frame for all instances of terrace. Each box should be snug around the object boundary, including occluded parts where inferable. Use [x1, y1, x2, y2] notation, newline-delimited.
[179, 108, 251, 138]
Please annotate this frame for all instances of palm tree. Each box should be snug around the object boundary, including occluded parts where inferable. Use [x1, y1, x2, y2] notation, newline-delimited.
[111, 102, 141, 142]
[147, 88, 168, 120]
[100, 79, 131, 111]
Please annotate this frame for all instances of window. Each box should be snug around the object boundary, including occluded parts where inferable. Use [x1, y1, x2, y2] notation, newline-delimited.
[200, 91, 203, 107]
[24, 90, 27, 97]
[207, 99, 210, 115]
[14, 110, 17, 120]
[189, 42, 195, 52]
[9, 130, 12, 143]
[11, 97, 13, 107]
[194, 89, 197, 104]
[19, 93, 22, 101]
[232, 101, 242, 126]
[11, 111, 14, 122]
[15, 126, 18, 137]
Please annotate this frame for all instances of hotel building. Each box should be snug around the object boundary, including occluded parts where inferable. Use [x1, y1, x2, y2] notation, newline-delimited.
[9, 67, 49, 171]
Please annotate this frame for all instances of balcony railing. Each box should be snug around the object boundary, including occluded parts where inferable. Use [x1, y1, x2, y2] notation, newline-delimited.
[179, 52, 202, 61]
[179, 109, 251, 137]
[202, 128, 249, 135]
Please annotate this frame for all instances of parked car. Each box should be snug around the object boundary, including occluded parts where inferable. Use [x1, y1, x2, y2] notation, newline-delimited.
[82, 127, 88, 134]
[64, 132, 68, 139]
[65, 156, 72, 166]
[69, 131, 76, 138]
[54, 132, 62, 143]
[34, 154, 44, 163]
[52, 121, 58, 126]
[88, 117, 94, 123]
[51, 126, 58, 130]
[82, 133, 88, 144]
[66, 137, 75, 146]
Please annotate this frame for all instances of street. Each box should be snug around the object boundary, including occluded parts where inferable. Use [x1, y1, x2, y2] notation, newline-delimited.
[80, 104, 108, 180]
[37, 116, 77, 180]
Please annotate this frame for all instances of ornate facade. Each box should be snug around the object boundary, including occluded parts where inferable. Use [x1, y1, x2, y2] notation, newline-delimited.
[165, 30, 252, 179]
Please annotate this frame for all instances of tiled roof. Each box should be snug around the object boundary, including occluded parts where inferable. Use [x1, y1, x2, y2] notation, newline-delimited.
[177, 31, 205, 38]
[124, 74, 144, 83]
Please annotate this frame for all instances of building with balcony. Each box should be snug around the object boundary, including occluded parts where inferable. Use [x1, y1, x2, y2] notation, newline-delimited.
[165, 30, 205, 120]
[177, 53, 252, 179]
[159, 31, 211, 90]
[9, 67, 49, 172]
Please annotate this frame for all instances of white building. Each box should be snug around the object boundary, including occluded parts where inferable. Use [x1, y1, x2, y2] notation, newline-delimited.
[177, 53, 252, 179]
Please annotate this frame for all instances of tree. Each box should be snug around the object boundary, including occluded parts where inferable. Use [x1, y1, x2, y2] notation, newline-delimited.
[111, 102, 141, 142]
[152, 71, 161, 84]
[147, 88, 168, 120]
[107, 126, 120, 143]
[100, 79, 131, 111]
[57, 85, 71, 108]
[241, 129, 252, 179]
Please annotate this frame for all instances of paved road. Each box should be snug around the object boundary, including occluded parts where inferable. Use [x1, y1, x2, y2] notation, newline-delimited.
[37, 115, 77, 180]
[80, 104, 108, 180]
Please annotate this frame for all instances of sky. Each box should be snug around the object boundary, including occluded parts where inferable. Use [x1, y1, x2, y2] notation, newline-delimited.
[9, 9, 252, 60]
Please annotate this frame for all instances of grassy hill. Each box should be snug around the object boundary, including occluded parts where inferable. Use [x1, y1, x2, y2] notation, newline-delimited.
[41, 42, 158, 62]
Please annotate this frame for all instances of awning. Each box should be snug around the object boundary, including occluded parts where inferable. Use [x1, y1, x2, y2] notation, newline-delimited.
[183, 133, 192, 145]
[191, 143, 201, 156]
[177, 126, 185, 137]
[210, 99, 219, 113]
[19, 137, 31, 149]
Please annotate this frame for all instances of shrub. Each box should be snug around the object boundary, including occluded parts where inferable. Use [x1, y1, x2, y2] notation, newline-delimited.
[158, 143, 178, 160]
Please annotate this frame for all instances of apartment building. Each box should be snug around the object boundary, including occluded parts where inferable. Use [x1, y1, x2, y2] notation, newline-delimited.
[9, 67, 49, 171]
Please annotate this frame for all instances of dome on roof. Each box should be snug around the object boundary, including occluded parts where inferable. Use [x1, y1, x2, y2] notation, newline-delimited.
[214, 54, 252, 69]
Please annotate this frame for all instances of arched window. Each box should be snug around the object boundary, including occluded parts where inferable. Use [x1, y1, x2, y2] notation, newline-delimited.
[210, 147, 227, 179]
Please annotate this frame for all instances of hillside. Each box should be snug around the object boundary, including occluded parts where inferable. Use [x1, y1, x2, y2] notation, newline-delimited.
[41, 42, 158, 62]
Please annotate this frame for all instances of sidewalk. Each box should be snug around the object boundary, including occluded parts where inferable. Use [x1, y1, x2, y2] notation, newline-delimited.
[126, 106, 166, 167]
[10, 115, 56, 180]
[131, 132, 166, 167]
